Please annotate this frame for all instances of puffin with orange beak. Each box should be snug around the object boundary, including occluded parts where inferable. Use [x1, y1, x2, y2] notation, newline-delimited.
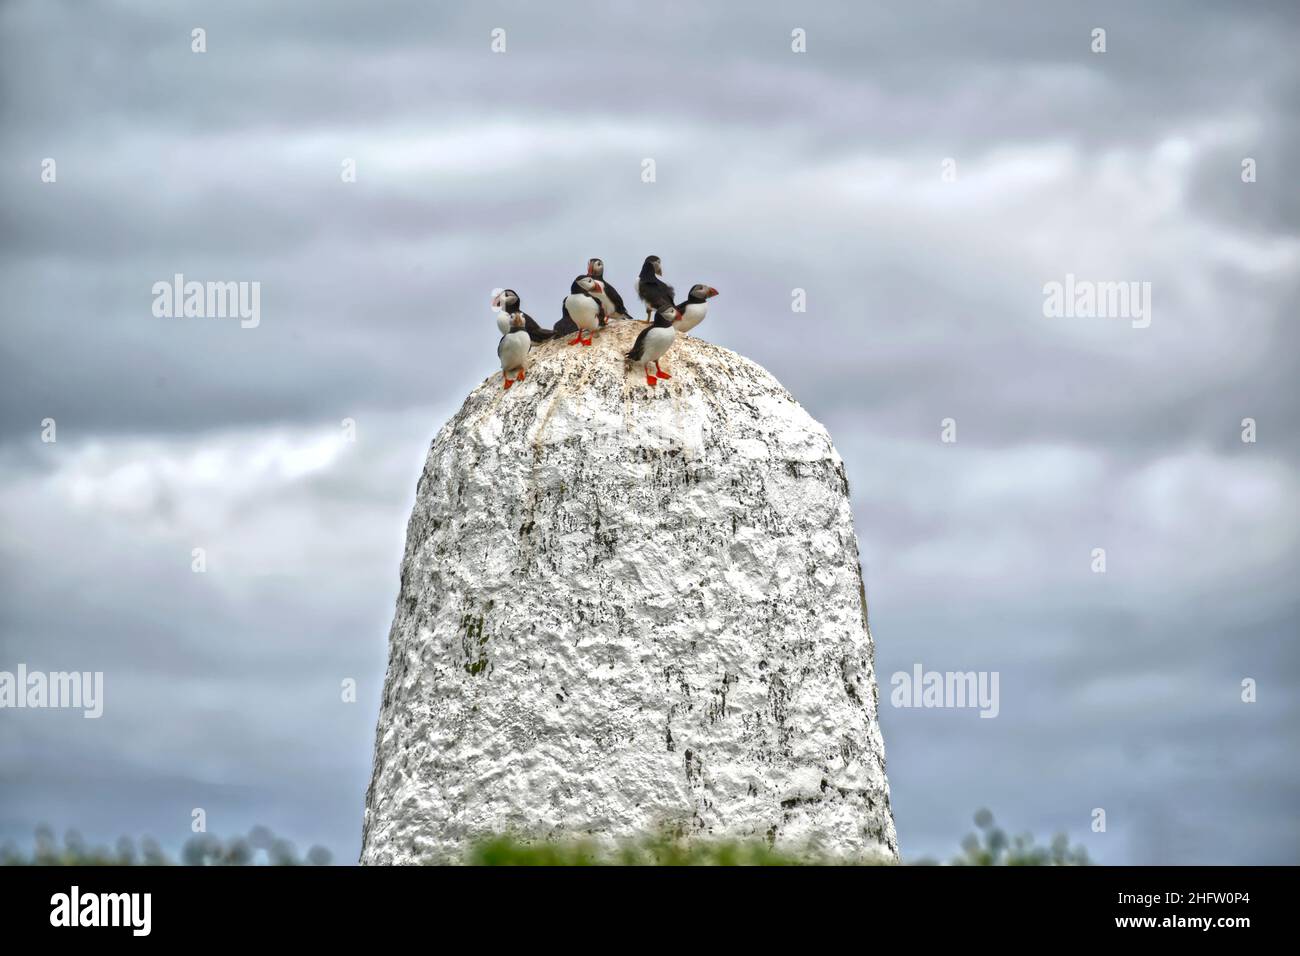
[497, 312, 531, 390]
[626, 305, 682, 387]
[552, 275, 605, 346]
[586, 258, 631, 323]
[674, 284, 719, 336]
[491, 289, 554, 342]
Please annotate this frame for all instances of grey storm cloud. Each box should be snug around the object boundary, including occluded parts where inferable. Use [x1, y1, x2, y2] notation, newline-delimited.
[1, 0, 1297, 864]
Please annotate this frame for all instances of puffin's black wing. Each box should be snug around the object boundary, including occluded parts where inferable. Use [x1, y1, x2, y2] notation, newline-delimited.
[523, 312, 553, 342]
[640, 277, 675, 310]
[553, 300, 577, 338]
[591, 292, 609, 327]
[604, 281, 628, 316]
[626, 325, 652, 363]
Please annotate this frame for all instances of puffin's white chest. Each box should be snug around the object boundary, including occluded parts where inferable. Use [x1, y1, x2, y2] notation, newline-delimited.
[640, 325, 677, 363]
[564, 294, 601, 330]
[495, 311, 512, 335]
[497, 329, 530, 369]
[677, 302, 708, 333]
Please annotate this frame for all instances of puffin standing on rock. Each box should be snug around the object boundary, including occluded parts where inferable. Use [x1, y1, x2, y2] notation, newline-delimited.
[586, 258, 631, 322]
[626, 305, 681, 387]
[675, 284, 719, 336]
[636, 255, 675, 323]
[553, 275, 605, 346]
[497, 313, 531, 389]
[491, 289, 554, 341]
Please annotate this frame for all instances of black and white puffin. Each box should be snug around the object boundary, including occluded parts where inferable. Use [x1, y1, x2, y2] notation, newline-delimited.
[491, 289, 553, 342]
[626, 305, 681, 387]
[552, 275, 605, 346]
[497, 313, 531, 390]
[675, 284, 719, 336]
[635, 255, 675, 322]
[586, 258, 631, 323]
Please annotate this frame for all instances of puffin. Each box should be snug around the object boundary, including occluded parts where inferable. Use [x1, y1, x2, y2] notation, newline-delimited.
[491, 289, 553, 342]
[586, 258, 631, 323]
[497, 312, 531, 390]
[635, 255, 675, 322]
[675, 284, 719, 336]
[552, 275, 605, 346]
[626, 305, 682, 387]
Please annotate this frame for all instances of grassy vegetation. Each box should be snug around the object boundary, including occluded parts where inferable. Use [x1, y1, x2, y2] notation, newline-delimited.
[944, 808, 1091, 866]
[467, 834, 831, 866]
[467, 810, 1090, 866]
[1, 811, 1089, 866]
[0, 824, 331, 866]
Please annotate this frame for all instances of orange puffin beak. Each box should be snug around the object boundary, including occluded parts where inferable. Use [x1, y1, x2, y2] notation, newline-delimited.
[708, 287, 719, 297]
[491, 293, 502, 309]
[591, 281, 604, 293]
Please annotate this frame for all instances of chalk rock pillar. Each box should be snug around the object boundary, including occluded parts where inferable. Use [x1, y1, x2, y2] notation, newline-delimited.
[361, 324, 897, 863]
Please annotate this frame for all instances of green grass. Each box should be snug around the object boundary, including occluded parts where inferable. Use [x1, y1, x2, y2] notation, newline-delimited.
[466, 834, 838, 866]
[463, 809, 1090, 866]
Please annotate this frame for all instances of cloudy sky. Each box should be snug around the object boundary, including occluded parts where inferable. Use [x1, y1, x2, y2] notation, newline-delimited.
[1, 0, 1297, 864]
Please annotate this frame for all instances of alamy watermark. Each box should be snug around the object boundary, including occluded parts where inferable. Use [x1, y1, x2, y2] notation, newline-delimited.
[152, 273, 260, 328]
[890, 664, 999, 718]
[1042, 274, 1151, 329]
[0, 664, 103, 718]
[50, 886, 150, 936]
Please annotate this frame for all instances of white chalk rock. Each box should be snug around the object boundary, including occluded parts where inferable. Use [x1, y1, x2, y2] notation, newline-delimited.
[361, 322, 897, 863]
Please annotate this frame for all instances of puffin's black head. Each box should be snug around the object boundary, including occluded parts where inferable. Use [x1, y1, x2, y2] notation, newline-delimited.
[641, 256, 662, 278]
[654, 305, 682, 326]
[586, 258, 605, 278]
[687, 284, 719, 302]
[572, 275, 604, 295]
[492, 289, 521, 312]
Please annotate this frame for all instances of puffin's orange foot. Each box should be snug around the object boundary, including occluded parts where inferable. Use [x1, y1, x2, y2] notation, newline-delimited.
[516, 369, 525, 381]
[568, 336, 583, 346]
[503, 377, 514, 390]
[645, 374, 658, 387]
[582, 337, 593, 346]
[656, 367, 672, 380]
